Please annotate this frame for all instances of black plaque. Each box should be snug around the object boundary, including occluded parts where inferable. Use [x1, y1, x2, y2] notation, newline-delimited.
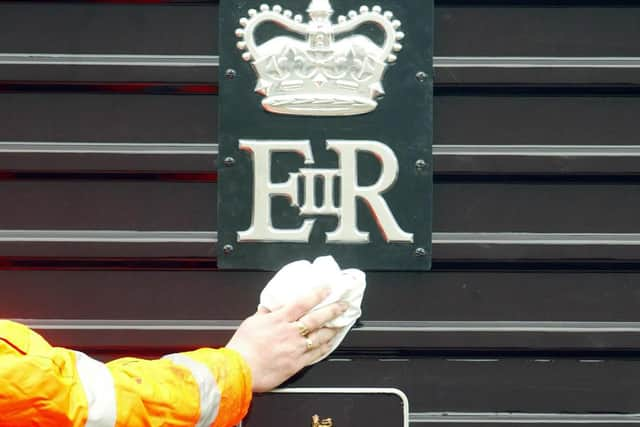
[242, 388, 408, 427]
[219, 0, 433, 271]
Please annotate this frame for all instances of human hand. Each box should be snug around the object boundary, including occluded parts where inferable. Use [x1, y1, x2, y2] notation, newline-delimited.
[226, 287, 347, 392]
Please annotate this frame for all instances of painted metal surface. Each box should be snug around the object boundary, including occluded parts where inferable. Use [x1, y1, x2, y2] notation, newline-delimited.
[1, 0, 640, 421]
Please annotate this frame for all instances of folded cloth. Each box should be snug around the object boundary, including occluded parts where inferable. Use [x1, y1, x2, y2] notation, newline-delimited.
[259, 256, 366, 365]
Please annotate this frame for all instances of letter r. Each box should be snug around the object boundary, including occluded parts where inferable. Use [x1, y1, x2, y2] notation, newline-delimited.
[326, 140, 414, 243]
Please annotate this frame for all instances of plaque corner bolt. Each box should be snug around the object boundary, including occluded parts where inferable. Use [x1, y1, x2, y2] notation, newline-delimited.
[223, 244, 235, 255]
[415, 71, 429, 83]
[415, 247, 427, 257]
[224, 157, 236, 167]
[415, 159, 428, 171]
[225, 68, 237, 80]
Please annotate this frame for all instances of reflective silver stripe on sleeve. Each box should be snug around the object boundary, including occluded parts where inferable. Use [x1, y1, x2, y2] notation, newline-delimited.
[74, 351, 117, 427]
[163, 353, 221, 427]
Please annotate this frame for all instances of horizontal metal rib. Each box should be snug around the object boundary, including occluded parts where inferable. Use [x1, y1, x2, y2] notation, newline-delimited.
[0, 230, 217, 243]
[17, 319, 240, 330]
[16, 319, 640, 333]
[1, 142, 638, 176]
[3, 54, 640, 69]
[2, 231, 640, 246]
[0, 142, 217, 155]
[359, 321, 640, 333]
[0, 54, 219, 67]
[434, 233, 640, 246]
[411, 412, 640, 423]
[2, 142, 636, 157]
[436, 57, 640, 68]
[434, 145, 640, 157]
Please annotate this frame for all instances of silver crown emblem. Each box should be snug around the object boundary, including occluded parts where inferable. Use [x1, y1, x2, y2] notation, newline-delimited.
[235, 1, 404, 116]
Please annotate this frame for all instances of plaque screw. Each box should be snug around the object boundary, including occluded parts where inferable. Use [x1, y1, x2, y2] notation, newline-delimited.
[225, 69, 237, 80]
[415, 248, 427, 257]
[223, 244, 235, 255]
[224, 157, 236, 167]
[416, 71, 429, 83]
[415, 159, 427, 170]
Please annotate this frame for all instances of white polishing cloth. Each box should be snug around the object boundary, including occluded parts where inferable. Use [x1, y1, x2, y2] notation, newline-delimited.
[259, 256, 366, 365]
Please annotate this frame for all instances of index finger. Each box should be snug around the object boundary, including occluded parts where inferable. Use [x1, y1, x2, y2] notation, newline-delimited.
[279, 287, 330, 321]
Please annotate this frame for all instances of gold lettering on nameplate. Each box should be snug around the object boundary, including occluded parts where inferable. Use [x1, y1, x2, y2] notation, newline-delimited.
[312, 414, 333, 427]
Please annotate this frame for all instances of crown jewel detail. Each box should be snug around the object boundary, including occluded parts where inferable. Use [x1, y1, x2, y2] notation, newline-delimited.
[236, 2, 404, 116]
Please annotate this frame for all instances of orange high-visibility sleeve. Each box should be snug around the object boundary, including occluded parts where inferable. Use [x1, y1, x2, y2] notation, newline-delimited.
[107, 348, 253, 427]
[0, 320, 89, 427]
[0, 321, 253, 427]
[168, 348, 253, 427]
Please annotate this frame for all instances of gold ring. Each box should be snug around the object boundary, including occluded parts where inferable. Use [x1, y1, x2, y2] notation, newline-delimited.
[295, 320, 311, 337]
[305, 337, 314, 351]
